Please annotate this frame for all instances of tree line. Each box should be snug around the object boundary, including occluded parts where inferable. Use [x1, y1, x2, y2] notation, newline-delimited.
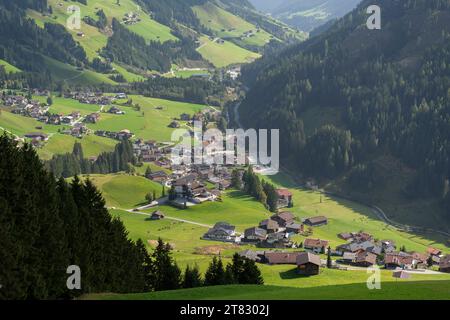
[232, 166, 283, 212]
[46, 140, 136, 178]
[0, 135, 264, 299]
[240, 0, 450, 221]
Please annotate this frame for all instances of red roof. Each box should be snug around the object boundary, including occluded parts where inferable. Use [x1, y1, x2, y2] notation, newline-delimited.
[427, 247, 441, 256]
[275, 189, 293, 197]
[304, 238, 329, 249]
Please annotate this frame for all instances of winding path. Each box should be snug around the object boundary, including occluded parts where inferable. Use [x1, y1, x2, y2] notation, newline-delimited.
[109, 206, 212, 229]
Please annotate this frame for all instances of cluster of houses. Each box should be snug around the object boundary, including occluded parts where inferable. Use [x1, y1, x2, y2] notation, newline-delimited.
[239, 250, 322, 276]
[95, 129, 134, 141]
[202, 212, 327, 251]
[199, 213, 450, 275]
[63, 91, 117, 105]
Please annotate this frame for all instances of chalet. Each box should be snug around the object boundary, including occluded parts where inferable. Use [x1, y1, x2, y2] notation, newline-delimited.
[115, 93, 127, 99]
[384, 252, 414, 269]
[296, 252, 321, 275]
[85, 113, 100, 123]
[411, 252, 429, 266]
[303, 238, 329, 253]
[243, 227, 267, 242]
[24, 132, 48, 141]
[427, 247, 442, 257]
[259, 219, 280, 234]
[118, 129, 133, 140]
[168, 120, 180, 128]
[342, 252, 357, 264]
[70, 111, 81, 119]
[147, 170, 168, 183]
[285, 223, 303, 234]
[354, 251, 377, 267]
[381, 240, 396, 253]
[337, 240, 378, 254]
[352, 232, 373, 242]
[439, 255, 450, 273]
[150, 210, 164, 220]
[70, 123, 88, 137]
[172, 174, 197, 195]
[270, 211, 295, 227]
[108, 106, 125, 115]
[190, 181, 207, 197]
[61, 115, 74, 124]
[238, 250, 264, 262]
[202, 222, 236, 242]
[259, 232, 291, 248]
[338, 233, 353, 240]
[275, 189, 293, 208]
[263, 251, 302, 265]
[303, 216, 328, 227]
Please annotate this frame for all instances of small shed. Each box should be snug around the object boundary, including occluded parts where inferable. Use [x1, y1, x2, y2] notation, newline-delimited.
[296, 252, 321, 275]
[392, 270, 411, 279]
[150, 210, 165, 220]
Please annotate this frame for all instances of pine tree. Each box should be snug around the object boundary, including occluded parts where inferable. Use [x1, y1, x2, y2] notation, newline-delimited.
[327, 246, 332, 268]
[150, 239, 181, 291]
[183, 265, 203, 288]
[204, 256, 226, 286]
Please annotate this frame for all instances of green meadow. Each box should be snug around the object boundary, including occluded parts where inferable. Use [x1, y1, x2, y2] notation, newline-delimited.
[87, 95, 208, 142]
[84, 280, 450, 300]
[38, 133, 117, 160]
[77, 168, 449, 300]
[0, 110, 59, 137]
[193, 3, 272, 47]
[0, 59, 21, 73]
[27, 0, 174, 82]
[43, 56, 117, 85]
[29, 0, 175, 60]
[82, 173, 164, 209]
[197, 36, 260, 68]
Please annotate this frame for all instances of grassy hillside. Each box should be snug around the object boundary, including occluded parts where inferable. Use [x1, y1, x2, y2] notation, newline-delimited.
[193, 2, 273, 47]
[0, 59, 21, 73]
[82, 169, 449, 297]
[87, 95, 208, 142]
[27, 0, 175, 82]
[43, 56, 117, 85]
[84, 174, 163, 209]
[0, 110, 59, 137]
[197, 36, 260, 68]
[38, 133, 117, 160]
[29, 0, 175, 60]
[84, 279, 450, 300]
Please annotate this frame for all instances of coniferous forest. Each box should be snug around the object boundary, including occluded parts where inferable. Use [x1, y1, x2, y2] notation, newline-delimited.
[240, 0, 450, 222]
[0, 135, 263, 299]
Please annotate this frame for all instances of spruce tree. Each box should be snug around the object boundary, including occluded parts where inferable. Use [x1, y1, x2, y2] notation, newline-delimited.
[183, 265, 203, 288]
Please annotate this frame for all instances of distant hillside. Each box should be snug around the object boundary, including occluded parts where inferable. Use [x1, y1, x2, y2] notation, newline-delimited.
[240, 0, 450, 229]
[0, 0, 301, 88]
[250, 0, 361, 32]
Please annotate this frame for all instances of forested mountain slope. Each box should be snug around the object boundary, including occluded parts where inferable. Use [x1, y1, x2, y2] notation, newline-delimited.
[240, 0, 450, 228]
[0, 0, 301, 89]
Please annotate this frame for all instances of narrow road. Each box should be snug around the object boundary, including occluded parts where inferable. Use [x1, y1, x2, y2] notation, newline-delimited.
[109, 206, 212, 229]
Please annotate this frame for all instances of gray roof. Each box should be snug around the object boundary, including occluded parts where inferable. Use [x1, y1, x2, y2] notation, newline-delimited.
[296, 252, 321, 266]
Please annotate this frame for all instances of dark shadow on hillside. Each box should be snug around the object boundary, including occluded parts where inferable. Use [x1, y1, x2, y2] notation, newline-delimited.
[279, 268, 317, 279]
